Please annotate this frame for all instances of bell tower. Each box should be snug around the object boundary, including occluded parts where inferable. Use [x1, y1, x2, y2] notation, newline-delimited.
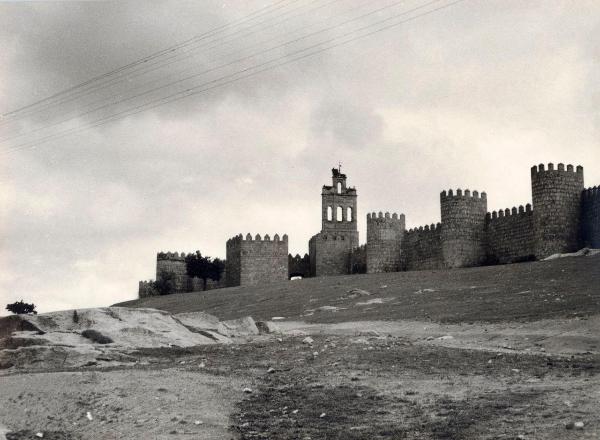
[309, 166, 359, 277]
[321, 166, 358, 233]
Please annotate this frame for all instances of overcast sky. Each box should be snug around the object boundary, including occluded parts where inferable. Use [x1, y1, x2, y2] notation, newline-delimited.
[1, 0, 599, 314]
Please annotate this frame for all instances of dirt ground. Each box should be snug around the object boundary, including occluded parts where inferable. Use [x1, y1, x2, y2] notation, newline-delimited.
[1, 316, 599, 439]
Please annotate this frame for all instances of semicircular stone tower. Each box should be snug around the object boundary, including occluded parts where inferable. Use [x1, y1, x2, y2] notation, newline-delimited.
[440, 189, 487, 268]
[531, 163, 584, 259]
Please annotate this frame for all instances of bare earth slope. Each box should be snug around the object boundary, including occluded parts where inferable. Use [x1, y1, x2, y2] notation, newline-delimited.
[117, 254, 600, 323]
[2, 256, 599, 439]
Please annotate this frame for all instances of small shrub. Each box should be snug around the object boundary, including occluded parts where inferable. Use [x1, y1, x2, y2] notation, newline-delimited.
[72, 310, 79, 323]
[6, 300, 37, 315]
[81, 329, 113, 344]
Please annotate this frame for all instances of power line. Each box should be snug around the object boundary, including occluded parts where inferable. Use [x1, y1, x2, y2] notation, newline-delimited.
[1, 0, 466, 156]
[1, 0, 408, 143]
[1, 0, 299, 119]
[0, 0, 345, 130]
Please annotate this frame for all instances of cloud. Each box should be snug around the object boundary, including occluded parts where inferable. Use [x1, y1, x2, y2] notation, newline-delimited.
[310, 99, 384, 149]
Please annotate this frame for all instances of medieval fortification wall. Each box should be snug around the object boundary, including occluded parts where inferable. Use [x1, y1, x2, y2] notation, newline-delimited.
[226, 233, 288, 287]
[531, 164, 584, 259]
[366, 212, 405, 273]
[138, 252, 225, 297]
[582, 186, 600, 248]
[485, 205, 534, 264]
[401, 224, 443, 271]
[366, 162, 597, 274]
[140, 162, 598, 298]
[289, 253, 310, 278]
[440, 189, 488, 268]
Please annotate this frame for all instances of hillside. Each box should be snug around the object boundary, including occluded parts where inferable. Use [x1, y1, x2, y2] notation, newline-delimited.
[117, 253, 600, 323]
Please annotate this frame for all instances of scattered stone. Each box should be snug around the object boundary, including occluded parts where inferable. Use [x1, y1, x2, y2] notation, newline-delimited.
[302, 337, 314, 345]
[511, 369, 520, 373]
[319, 413, 326, 418]
[438, 335, 454, 340]
[35, 433, 44, 438]
[194, 420, 203, 425]
[426, 336, 434, 341]
[575, 421, 584, 430]
[271, 317, 285, 321]
[346, 288, 372, 298]
[243, 388, 253, 394]
[86, 411, 93, 421]
[267, 367, 276, 374]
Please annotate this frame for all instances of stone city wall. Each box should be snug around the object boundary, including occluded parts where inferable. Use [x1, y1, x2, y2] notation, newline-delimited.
[226, 233, 288, 287]
[289, 253, 311, 278]
[366, 212, 405, 273]
[440, 189, 488, 268]
[531, 163, 584, 259]
[486, 205, 535, 264]
[401, 223, 444, 271]
[582, 186, 600, 248]
[309, 231, 358, 277]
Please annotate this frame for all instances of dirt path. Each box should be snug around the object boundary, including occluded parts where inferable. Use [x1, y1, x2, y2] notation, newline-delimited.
[0, 369, 245, 439]
[267, 314, 600, 356]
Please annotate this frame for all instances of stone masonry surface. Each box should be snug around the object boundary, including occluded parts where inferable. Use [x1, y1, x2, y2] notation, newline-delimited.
[226, 234, 288, 287]
[531, 164, 584, 259]
[486, 205, 535, 264]
[582, 186, 600, 248]
[367, 212, 405, 273]
[309, 168, 359, 277]
[402, 224, 444, 271]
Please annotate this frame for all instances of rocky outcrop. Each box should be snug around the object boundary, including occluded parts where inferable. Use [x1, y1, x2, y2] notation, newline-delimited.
[0, 307, 259, 370]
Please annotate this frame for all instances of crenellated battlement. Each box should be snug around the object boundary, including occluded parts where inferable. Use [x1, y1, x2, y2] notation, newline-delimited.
[366, 211, 405, 222]
[530, 162, 583, 175]
[440, 189, 487, 200]
[227, 233, 288, 245]
[406, 223, 442, 234]
[583, 186, 599, 199]
[582, 184, 600, 248]
[157, 251, 190, 261]
[486, 204, 532, 221]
